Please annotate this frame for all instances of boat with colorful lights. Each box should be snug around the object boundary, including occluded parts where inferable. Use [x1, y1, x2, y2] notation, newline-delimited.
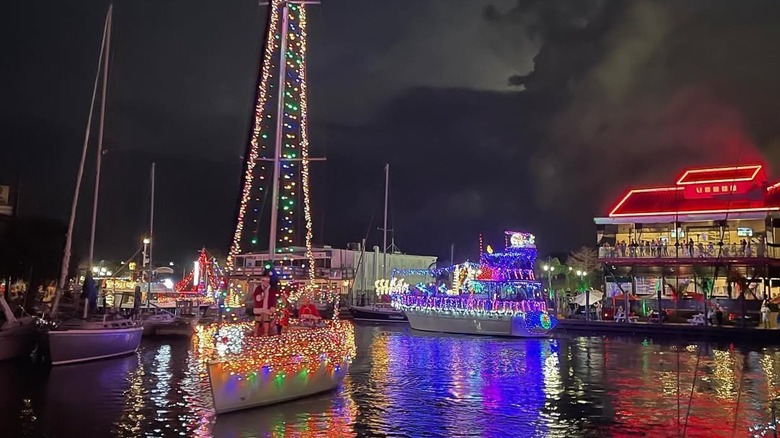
[391, 230, 557, 337]
[195, 316, 354, 414]
[199, 0, 355, 414]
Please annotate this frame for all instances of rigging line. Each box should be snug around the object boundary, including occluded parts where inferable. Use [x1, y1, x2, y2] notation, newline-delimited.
[732, 354, 747, 437]
[681, 341, 704, 437]
[677, 344, 681, 438]
[111, 246, 143, 278]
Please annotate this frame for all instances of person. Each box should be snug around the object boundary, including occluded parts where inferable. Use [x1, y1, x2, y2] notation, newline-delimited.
[715, 300, 724, 326]
[594, 301, 602, 321]
[761, 299, 771, 328]
[253, 269, 279, 336]
[131, 282, 142, 317]
[298, 297, 321, 326]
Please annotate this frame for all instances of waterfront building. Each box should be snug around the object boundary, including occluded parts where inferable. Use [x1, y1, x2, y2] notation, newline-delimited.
[595, 164, 780, 322]
[232, 244, 437, 304]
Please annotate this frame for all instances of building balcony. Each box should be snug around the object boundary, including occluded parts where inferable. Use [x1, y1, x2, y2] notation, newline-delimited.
[233, 265, 356, 280]
[598, 243, 779, 263]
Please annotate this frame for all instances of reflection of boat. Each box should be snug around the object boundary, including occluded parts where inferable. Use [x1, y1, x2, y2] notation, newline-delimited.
[349, 304, 407, 322]
[196, 320, 354, 414]
[45, 317, 143, 365]
[0, 295, 37, 361]
[211, 391, 355, 437]
[392, 230, 556, 338]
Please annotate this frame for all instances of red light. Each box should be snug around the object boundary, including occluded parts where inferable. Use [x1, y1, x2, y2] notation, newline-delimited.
[675, 164, 762, 185]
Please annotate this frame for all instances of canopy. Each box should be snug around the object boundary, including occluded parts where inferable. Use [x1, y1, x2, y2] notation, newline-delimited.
[574, 291, 604, 306]
[611, 293, 641, 301]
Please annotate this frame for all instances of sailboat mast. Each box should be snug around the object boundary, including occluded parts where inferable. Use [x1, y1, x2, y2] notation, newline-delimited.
[89, 4, 112, 270]
[382, 163, 389, 278]
[267, 3, 291, 262]
[147, 162, 155, 307]
[52, 4, 111, 318]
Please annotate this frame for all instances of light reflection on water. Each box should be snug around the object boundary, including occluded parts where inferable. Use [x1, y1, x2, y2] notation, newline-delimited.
[2, 325, 780, 437]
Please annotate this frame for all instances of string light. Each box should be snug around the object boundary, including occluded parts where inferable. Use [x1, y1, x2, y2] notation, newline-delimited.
[390, 229, 556, 334]
[193, 319, 356, 379]
[227, 0, 282, 270]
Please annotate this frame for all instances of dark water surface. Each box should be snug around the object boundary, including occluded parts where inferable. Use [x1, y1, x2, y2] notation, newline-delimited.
[1, 324, 780, 437]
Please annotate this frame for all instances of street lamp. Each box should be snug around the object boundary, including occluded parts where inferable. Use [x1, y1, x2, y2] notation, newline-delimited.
[142, 237, 151, 268]
[169, 261, 174, 267]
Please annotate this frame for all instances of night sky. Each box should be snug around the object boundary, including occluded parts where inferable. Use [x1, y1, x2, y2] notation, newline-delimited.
[4, 0, 780, 268]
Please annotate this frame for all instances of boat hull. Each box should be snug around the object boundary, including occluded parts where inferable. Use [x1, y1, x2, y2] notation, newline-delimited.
[349, 306, 408, 323]
[405, 310, 551, 338]
[208, 360, 350, 414]
[0, 318, 37, 361]
[47, 326, 143, 365]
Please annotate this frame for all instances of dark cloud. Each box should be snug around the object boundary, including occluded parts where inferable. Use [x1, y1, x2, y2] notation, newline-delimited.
[503, 0, 780, 213]
[5, 0, 780, 268]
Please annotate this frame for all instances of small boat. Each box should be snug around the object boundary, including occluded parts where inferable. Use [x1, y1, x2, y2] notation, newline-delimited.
[45, 316, 143, 365]
[392, 230, 557, 338]
[0, 295, 37, 361]
[196, 319, 355, 414]
[348, 303, 408, 322]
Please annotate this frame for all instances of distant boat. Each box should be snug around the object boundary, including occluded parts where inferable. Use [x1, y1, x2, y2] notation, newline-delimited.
[44, 4, 142, 365]
[393, 230, 557, 338]
[0, 295, 37, 361]
[348, 303, 408, 323]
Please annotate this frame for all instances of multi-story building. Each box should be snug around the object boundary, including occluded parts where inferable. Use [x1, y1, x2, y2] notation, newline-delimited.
[594, 164, 780, 318]
[232, 243, 437, 303]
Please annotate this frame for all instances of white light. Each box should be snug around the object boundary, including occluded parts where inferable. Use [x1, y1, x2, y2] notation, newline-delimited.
[577, 270, 582, 276]
[91, 267, 99, 273]
[106, 271, 112, 276]
[169, 261, 174, 267]
[163, 278, 174, 289]
[193, 261, 200, 286]
[543, 265, 549, 271]
[143, 238, 150, 244]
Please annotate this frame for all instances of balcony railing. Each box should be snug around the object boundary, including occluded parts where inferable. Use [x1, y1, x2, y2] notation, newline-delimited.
[234, 265, 356, 280]
[598, 243, 779, 260]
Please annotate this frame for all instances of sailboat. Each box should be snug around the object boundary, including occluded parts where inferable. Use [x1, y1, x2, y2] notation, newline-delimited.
[0, 294, 37, 361]
[43, 4, 143, 366]
[198, 0, 355, 414]
[348, 164, 408, 323]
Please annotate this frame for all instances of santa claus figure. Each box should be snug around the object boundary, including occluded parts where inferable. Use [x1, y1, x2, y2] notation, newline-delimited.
[253, 268, 279, 336]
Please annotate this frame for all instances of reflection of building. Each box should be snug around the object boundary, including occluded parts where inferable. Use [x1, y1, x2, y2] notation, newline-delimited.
[595, 164, 780, 315]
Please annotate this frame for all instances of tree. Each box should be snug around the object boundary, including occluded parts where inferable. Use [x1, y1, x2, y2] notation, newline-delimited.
[567, 246, 601, 273]
[568, 246, 602, 290]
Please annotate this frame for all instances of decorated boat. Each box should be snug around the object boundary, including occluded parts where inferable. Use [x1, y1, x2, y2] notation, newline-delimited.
[195, 318, 354, 414]
[391, 230, 557, 337]
[202, 0, 355, 414]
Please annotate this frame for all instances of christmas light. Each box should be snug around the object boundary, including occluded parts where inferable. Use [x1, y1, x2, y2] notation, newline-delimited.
[193, 319, 355, 379]
[227, 0, 282, 270]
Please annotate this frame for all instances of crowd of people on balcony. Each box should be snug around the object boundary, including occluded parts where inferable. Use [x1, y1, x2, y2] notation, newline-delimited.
[600, 236, 768, 259]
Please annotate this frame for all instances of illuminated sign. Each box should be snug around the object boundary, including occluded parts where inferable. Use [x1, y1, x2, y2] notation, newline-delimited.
[374, 278, 409, 295]
[505, 231, 535, 248]
[737, 227, 753, 237]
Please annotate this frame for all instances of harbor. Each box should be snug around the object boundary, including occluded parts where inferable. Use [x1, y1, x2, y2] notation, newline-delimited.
[4, 0, 780, 436]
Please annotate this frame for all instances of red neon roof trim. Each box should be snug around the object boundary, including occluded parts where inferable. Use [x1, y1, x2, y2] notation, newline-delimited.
[768, 181, 780, 192]
[675, 164, 762, 185]
[608, 187, 682, 216]
[608, 186, 778, 217]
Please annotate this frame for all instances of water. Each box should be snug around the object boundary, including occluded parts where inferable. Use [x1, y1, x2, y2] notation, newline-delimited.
[2, 324, 780, 437]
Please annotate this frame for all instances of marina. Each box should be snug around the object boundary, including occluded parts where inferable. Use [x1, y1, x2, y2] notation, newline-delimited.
[2, 324, 780, 437]
[4, 0, 780, 436]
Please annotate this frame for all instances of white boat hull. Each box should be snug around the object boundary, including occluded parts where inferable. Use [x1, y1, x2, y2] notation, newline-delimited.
[0, 318, 38, 361]
[208, 359, 350, 414]
[405, 310, 552, 338]
[47, 326, 143, 365]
